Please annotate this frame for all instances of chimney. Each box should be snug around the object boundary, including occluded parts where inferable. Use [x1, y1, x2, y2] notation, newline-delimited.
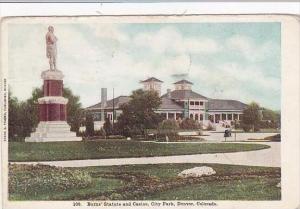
[101, 88, 107, 108]
[101, 88, 107, 121]
[167, 89, 171, 99]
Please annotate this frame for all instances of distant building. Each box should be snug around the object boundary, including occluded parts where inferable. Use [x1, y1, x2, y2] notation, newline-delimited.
[86, 77, 247, 129]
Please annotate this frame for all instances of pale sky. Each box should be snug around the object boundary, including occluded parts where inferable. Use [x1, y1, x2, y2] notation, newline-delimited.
[8, 22, 281, 110]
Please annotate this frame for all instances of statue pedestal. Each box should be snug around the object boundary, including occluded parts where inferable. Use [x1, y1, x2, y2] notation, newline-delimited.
[25, 69, 82, 142]
[25, 121, 81, 142]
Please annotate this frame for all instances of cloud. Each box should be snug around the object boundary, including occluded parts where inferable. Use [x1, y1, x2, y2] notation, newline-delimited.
[226, 35, 279, 62]
[7, 23, 280, 110]
[133, 26, 222, 55]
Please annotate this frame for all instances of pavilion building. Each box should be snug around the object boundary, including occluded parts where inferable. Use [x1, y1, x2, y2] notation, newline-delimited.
[86, 77, 247, 129]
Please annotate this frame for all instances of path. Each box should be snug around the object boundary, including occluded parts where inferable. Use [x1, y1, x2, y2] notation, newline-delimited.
[14, 141, 280, 168]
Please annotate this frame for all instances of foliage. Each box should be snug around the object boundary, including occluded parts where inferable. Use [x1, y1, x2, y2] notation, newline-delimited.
[264, 134, 281, 142]
[63, 87, 84, 133]
[9, 140, 270, 162]
[8, 88, 41, 140]
[241, 102, 262, 132]
[8, 163, 280, 201]
[179, 118, 201, 130]
[103, 117, 113, 136]
[85, 113, 94, 137]
[206, 123, 215, 131]
[8, 87, 83, 140]
[158, 119, 179, 136]
[9, 164, 92, 195]
[116, 89, 163, 137]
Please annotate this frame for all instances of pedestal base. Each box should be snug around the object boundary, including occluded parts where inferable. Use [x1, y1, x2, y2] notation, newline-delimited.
[25, 121, 82, 142]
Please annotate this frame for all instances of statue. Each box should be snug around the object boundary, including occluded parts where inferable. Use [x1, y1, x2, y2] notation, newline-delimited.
[46, 26, 58, 70]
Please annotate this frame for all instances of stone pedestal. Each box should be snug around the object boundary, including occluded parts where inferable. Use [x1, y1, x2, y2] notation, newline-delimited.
[25, 69, 82, 142]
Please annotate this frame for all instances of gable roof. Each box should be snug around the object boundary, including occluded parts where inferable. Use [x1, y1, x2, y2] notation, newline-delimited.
[173, 79, 193, 85]
[161, 90, 207, 100]
[207, 99, 247, 111]
[140, 77, 163, 83]
[158, 97, 184, 110]
[86, 96, 131, 110]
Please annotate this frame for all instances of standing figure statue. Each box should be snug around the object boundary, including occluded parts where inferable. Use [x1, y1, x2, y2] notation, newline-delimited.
[46, 26, 58, 70]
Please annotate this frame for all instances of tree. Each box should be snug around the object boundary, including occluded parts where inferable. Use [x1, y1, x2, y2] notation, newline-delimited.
[116, 89, 162, 137]
[241, 102, 262, 132]
[103, 117, 112, 137]
[8, 86, 83, 140]
[63, 87, 84, 133]
[8, 90, 21, 140]
[85, 113, 94, 137]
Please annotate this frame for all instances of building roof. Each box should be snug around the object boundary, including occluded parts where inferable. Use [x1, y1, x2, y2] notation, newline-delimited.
[161, 90, 207, 100]
[158, 97, 184, 110]
[207, 99, 247, 111]
[140, 77, 163, 83]
[173, 79, 193, 85]
[86, 96, 131, 110]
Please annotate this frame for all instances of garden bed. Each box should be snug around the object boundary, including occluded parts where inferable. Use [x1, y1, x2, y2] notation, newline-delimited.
[9, 163, 281, 201]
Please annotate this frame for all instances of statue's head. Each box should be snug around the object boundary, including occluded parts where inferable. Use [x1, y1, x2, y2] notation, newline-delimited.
[48, 26, 54, 32]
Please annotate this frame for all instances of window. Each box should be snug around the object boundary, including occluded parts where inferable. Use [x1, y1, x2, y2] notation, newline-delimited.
[200, 102, 203, 106]
[195, 114, 199, 120]
[195, 101, 199, 105]
[228, 114, 232, 120]
[190, 101, 194, 105]
[190, 114, 193, 119]
[200, 114, 203, 121]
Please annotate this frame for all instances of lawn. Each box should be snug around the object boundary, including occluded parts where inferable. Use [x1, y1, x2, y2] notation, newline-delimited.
[9, 140, 270, 162]
[9, 163, 281, 201]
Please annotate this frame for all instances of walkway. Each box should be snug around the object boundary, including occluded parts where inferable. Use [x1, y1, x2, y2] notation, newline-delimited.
[14, 141, 280, 168]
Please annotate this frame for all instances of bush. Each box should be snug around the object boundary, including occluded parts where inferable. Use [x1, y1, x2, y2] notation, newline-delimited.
[103, 118, 113, 137]
[206, 123, 215, 131]
[85, 113, 94, 136]
[241, 123, 252, 132]
[264, 134, 281, 142]
[9, 164, 92, 195]
[180, 118, 201, 130]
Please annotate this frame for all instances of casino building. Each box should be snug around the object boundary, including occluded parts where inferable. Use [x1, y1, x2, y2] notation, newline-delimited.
[86, 77, 247, 129]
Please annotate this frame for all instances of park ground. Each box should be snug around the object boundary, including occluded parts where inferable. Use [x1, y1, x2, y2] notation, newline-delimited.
[8, 131, 281, 201]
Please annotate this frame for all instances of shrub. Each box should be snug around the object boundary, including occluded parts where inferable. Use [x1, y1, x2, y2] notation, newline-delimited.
[180, 118, 201, 130]
[158, 120, 179, 132]
[206, 123, 215, 131]
[103, 118, 113, 137]
[85, 113, 94, 136]
[241, 123, 252, 132]
[265, 134, 281, 142]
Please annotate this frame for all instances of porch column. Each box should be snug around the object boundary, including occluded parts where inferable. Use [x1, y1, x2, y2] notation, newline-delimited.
[174, 113, 177, 120]
[166, 112, 169, 120]
[213, 114, 215, 123]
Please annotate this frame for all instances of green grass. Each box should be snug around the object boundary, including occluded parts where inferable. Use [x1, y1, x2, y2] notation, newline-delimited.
[9, 140, 270, 162]
[9, 163, 280, 201]
[146, 177, 281, 200]
[81, 163, 279, 179]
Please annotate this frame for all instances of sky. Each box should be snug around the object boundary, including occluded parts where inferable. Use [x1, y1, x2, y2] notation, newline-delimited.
[8, 22, 281, 110]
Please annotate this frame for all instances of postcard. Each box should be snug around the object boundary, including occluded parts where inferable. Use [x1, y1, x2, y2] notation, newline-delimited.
[1, 15, 299, 209]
